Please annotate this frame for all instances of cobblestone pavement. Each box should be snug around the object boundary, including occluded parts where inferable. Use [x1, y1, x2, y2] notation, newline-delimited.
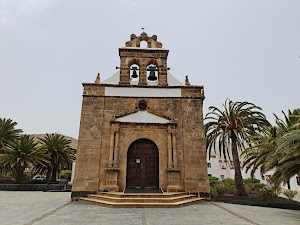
[0, 191, 299, 225]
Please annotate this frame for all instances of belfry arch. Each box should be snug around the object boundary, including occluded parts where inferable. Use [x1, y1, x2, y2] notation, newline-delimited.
[119, 32, 168, 85]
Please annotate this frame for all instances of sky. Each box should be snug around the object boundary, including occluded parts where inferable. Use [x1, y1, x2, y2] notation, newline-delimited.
[1, 0, 300, 139]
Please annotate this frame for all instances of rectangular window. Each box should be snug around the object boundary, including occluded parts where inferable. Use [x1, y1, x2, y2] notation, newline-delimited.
[208, 174, 212, 177]
[297, 177, 300, 185]
[261, 176, 265, 180]
[207, 163, 211, 168]
[220, 175, 225, 180]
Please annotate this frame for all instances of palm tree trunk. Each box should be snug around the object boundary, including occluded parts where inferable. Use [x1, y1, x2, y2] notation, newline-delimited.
[51, 165, 57, 182]
[46, 166, 52, 183]
[16, 166, 24, 184]
[231, 133, 247, 196]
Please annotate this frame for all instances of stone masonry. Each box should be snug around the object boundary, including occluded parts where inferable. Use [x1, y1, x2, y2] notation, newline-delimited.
[72, 32, 210, 198]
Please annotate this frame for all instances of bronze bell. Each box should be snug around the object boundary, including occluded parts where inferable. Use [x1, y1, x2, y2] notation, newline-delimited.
[148, 70, 157, 81]
[131, 69, 138, 78]
[131, 67, 138, 78]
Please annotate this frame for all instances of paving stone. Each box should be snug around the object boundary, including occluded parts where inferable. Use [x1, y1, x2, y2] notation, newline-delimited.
[0, 192, 299, 225]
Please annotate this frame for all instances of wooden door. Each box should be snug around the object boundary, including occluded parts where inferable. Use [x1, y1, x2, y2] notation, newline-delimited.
[126, 139, 159, 188]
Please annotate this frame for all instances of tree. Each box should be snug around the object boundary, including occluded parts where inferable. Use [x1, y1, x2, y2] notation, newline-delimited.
[243, 109, 300, 186]
[205, 99, 270, 196]
[271, 127, 300, 184]
[242, 126, 279, 179]
[0, 135, 49, 183]
[0, 118, 22, 151]
[0, 118, 23, 180]
[38, 134, 76, 182]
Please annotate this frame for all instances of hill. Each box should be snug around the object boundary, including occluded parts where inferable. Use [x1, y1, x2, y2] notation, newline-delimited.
[28, 134, 78, 149]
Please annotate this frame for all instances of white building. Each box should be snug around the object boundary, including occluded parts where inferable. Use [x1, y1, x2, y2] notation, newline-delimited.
[206, 153, 300, 191]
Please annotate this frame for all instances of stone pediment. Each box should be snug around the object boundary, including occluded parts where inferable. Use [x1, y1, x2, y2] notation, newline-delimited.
[116, 111, 170, 124]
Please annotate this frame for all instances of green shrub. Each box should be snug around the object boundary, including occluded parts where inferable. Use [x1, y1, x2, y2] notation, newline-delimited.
[283, 190, 298, 201]
[257, 187, 276, 201]
[222, 178, 236, 194]
[209, 177, 231, 197]
[243, 178, 260, 184]
[210, 187, 217, 198]
[59, 170, 72, 180]
[209, 176, 221, 187]
[222, 178, 235, 188]
[213, 183, 229, 197]
[209, 176, 220, 181]
[245, 183, 265, 194]
[254, 183, 265, 191]
[245, 183, 255, 194]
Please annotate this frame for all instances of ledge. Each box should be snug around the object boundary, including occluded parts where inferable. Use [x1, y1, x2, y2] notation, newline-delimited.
[83, 95, 205, 100]
[0, 183, 72, 191]
[82, 83, 204, 89]
[110, 121, 177, 127]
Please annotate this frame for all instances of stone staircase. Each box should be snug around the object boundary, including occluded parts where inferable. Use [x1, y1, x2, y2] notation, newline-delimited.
[78, 192, 205, 208]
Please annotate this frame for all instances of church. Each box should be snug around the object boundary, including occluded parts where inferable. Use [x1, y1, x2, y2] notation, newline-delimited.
[72, 32, 210, 199]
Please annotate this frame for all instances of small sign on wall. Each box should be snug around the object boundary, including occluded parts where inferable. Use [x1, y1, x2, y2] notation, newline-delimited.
[136, 159, 141, 164]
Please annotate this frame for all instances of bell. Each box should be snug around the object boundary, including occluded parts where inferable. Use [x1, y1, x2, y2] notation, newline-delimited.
[148, 71, 157, 81]
[131, 69, 138, 78]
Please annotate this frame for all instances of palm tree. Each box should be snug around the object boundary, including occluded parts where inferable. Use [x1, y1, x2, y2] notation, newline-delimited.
[205, 99, 270, 196]
[0, 118, 22, 150]
[38, 134, 76, 182]
[243, 109, 300, 186]
[242, 126, 279, 178]
[271, 126, 300, 184]
[0, 118, 23, 180]
[275, 109, 300, 132]
[0, 135, 49, 183]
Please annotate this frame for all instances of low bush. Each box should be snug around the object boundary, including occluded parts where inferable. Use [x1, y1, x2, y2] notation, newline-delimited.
[211, 183, 229, 198]
[253, 183, 265, 190]
[209, 176, 221, 187]
[245, 183, 255, 194]
[222, 178, 235, 188]
[222, 178, 236, 194]
[59, 170, 72, 180]
[243, 178, 260, 184]
[256, 186, 282, 201]
[283, 190, 298, 201]
[245, 182, 265, 194]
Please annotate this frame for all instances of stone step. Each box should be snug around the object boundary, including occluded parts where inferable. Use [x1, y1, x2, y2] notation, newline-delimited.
[96, 192, 186, 198]
[88, 194, 194, 203]
[78, 196, 204, 208]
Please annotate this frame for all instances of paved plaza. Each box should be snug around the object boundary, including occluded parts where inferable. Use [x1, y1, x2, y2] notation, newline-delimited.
[0, 191, 299, 225]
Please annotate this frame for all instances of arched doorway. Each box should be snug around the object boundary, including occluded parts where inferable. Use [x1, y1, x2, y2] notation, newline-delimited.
[126, 139, 159, 188]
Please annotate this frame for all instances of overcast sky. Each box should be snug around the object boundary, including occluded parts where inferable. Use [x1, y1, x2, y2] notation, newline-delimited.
[1, 0, 299, 139]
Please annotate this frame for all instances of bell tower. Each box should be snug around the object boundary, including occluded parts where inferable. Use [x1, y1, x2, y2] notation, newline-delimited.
[119, 32, 169, 86]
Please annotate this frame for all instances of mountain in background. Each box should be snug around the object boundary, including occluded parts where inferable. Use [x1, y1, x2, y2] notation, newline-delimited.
[28, 134, 78, 150]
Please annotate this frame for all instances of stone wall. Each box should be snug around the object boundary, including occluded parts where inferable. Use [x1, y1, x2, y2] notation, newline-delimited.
[72, 84, 210, 197]
[0, 184, 72, 191]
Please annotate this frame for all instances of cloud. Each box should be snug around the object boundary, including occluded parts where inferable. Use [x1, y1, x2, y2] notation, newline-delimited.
[0, 0, 59, 31]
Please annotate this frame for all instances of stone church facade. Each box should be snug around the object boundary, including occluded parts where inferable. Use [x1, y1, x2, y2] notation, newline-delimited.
[72, 32, 210, 198]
